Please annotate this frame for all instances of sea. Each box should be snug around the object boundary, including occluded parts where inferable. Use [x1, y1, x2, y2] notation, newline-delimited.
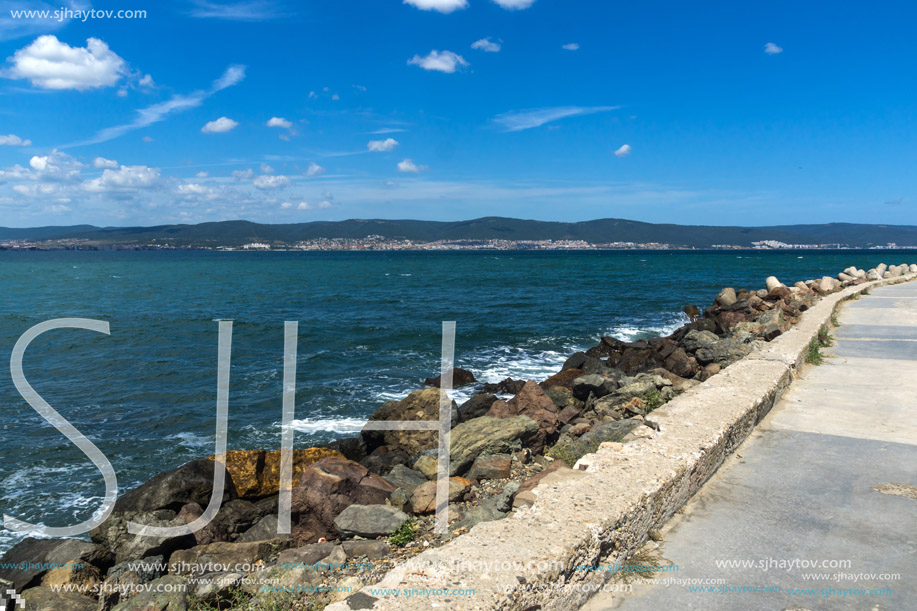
[0, 249, 911, 554]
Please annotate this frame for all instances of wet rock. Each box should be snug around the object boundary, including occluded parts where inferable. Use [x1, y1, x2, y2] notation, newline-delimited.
[456, 393, 498, 423]
[424, 368, 476, 388]
[325, 437, 367, 463]
[113, 459, 239, 514]
[359, 446, 410, 476]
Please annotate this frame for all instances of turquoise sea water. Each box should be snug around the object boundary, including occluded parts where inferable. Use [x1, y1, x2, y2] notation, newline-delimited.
[0, 249, 911, 553]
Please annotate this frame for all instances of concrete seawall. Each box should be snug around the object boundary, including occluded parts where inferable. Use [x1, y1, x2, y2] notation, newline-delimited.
[329, 273, 917, 611]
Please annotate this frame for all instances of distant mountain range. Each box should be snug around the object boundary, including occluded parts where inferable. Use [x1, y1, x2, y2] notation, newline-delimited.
[3, 217, 917, 249]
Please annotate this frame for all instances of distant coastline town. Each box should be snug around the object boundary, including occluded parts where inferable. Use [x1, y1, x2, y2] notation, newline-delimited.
[1, 234, 914, 252]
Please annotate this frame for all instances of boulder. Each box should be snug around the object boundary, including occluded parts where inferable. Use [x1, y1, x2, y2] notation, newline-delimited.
[207, 448, 342, 499]
[112, 458, 238, 514]
[20, 587, 97, 611]
[765, 276, 784, 291]
[467, 455, 512, 481]
[681, 329, 719, 353]
[238, 515, 280, 542]
[383, 464, 428, 492]
[276, 542, 337, 567]
[342, 539, 390, 560]
[424, 368, 476, 388]
[571, 374, 616, 400]
[540, 368, 587, 389]
[359, 446, 410, 476]
[168, 541, 282, 575]
[111, 575, 189, 610]
[663, 347, 700, 378]
[177, 499, 262, 545]
[362, 388, 456, 457]
[485, 381, 559, 454]
[333, 505, 408, 538]
[816, 276, 838, 293]
[448, 416, 539, 476]
[766, 285, 792, 301]
[91, 510, 196, 565]
[456, 393, 498, 423]
[695, 337, 760, 367]
[0, 537, 113, 591]
[290, 457, 395, 543]
[412, 453, 439, 480]
[715, 287, 737, 307]
[192, 571, 244, 606]
[482, 378, 526, 395]
[450, 483, 518, 531]
[411, 478, 471, 514]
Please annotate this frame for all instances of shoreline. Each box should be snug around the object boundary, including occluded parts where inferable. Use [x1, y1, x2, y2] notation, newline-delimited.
[2, 262, 915, 610]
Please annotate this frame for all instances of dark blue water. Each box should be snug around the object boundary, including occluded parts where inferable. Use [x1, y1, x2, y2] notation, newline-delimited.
[0, 249, 911, 553]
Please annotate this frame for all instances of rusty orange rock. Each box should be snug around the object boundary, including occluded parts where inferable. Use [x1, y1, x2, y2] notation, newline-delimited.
[209, 448, 343, 498]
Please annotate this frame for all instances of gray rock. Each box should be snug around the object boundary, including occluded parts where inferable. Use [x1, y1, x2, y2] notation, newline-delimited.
[383, 464, 427, 491]
[681, 329, 719, 353]
[237, 515, 280, 542]
[571, 374, 616, 400]
[342, 539, 390, 560]
[0, 537, 113, 591]
[112, 575, 189, 610]
[448, 416, 539, 476]
[765, 276, 784, 291]
[715, 287, 737, 307]
[193, 571, 243, 605]
[21, 586, 97, 611]
[333, 505, 408, 538]
[91, 509, 196, 565]
[457, 393, 498, 423]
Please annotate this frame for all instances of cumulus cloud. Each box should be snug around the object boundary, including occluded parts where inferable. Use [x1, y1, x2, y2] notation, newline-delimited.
[253, 174, 290, 189]
[3, 35, 127, 90]
[297, 202, 311, 210]
[397, 159, 425, 173]
[93, 157, 119, 169]
[201, 116, 238, 133]
[562, 43, 580, 51]
[138, 74, 154, 87]
[28, 149, 83, 181]
[368, 138, 399, 152]
[84, 165, 160, 192]
[232, 168, 254, 180]
[196, 171, 209, 178]
[74, 65, 245, 147]
[471, 38, 501, 52]
[260, 163, 275, 174]
[614, 144, 632, 157]
[0, 134, 31, 146]
[266, 116, 292, 128]
[493, 0, 535, 9]
[403, 0, 468, 13]
[764, 42, 783, 55]
[305, 162, 325, 177]
[408, 50, 468, 73]
[493, 105, 619, 131]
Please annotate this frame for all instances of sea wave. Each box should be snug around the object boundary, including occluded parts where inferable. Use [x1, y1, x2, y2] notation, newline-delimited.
[287, 417, 367, 435]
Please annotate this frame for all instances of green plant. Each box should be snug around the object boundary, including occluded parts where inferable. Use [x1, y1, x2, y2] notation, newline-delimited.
[389, 519, 417, 547]
[817, 325, 834, 347]
[805, 338, 824, 365]
[546, 436, 603, 466]
[187, 586, 252, 611]
[642, 390, 664, 412]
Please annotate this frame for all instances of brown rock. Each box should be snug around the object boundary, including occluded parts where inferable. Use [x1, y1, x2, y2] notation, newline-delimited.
[663, 347, 700, 378]
[40, 562, 102, 593]
[540, 368, 585, 389]
[424, 368, 476, 388]
[290, 458, 395, 543]
[467, 455, 512, 481]
[766, 285, 792, 301]
[362, 388, 455, 456]
[208, 448, 343, 500]
[410, 478, 471, 514]
[485, 380, 559, 454]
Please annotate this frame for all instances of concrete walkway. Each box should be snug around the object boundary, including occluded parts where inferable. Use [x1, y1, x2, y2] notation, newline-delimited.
[584, 282, 917, 611]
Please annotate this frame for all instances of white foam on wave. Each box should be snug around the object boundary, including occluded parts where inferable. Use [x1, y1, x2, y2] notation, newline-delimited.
[605, 313, 689, 342]
[287, 417, 367, 434]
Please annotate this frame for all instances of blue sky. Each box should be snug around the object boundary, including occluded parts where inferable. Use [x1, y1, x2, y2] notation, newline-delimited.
[0, 0, 915, 227]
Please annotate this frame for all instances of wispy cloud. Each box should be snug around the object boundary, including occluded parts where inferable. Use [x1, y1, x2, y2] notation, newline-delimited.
[472, 38, 502, 53]
[764, 42, 783, 55]
[188, 0, 288, 21]
[493, 105, 619, 132]
[561, 42, 580, 51]
[67, 65, 246, 147]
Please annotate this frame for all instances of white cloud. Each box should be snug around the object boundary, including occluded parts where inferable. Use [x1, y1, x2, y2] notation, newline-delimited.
[189, 0, 288, 21]
[28, 149, 83, 181]
[84, 165, 160, 192]
[317, 201, 332, 208]
[398, 159, 425, 173]
[280, 202, 292, 209]
[73, 65, 246, 146]
[139, 74, 154, 87]
[408, 50, 468, 73]
[368, 138, 399, 152]
[93, 157, 119, 169]
[305, 162, 325, 177]
[260, 163, 275, 174]
[4, 35, 127, 90]
[0, 134, 31, 146]
[232, 168, 254, 180]
[266, 116, 292, 128]
[201, 116, 238, 134]
[196, 171, 209, 178]
[253, 174, 290, 189]
[471, 38, 501, 52]
[493, 0, 535, 9]
[493, 105, 619, 131]
[764, 42, 783, 55]
[369, 127, 407, 134]
[562, 43, 580, 51]
[404, 0, 468, 13]
[43, 204, 72, 214]
[297, 202, 311, 210]
[614, 144, 632, 157]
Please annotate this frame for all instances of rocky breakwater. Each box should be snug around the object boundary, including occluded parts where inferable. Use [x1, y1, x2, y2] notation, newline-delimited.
[2, 262, 912, 611]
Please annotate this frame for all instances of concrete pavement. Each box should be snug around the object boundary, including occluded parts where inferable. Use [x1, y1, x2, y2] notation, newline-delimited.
[584, 282, 917, 611]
